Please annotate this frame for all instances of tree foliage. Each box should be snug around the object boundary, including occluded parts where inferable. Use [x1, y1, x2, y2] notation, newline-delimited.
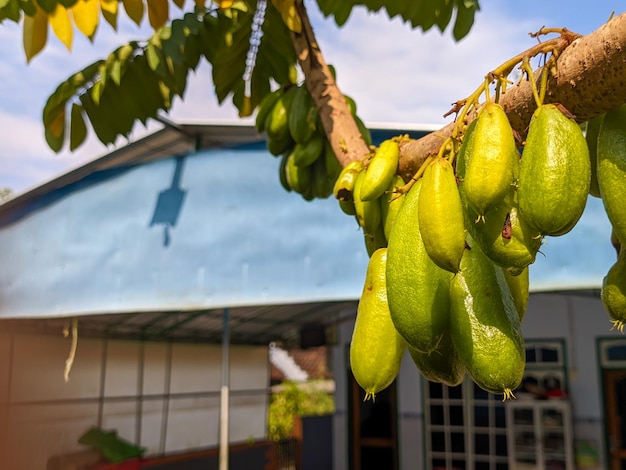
[4, 0, 479, 153]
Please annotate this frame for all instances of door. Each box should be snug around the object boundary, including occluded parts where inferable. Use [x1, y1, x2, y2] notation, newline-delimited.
[604, 370, 626, 470]
[349, 373, 398, 470]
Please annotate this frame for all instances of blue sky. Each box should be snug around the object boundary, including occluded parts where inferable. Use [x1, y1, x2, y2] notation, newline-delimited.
[0, 0, 623, 194]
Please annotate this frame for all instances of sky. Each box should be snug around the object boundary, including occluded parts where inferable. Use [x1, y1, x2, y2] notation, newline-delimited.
[0, 0, 623, 195]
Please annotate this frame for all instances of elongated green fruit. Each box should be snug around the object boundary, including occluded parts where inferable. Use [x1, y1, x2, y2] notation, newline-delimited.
[360, 139, 400, 201]
[293, 133, 324, 167]
[601, 248, 626, 333]
[380, 175, 406, 241]
[288, 84, 318, 144]
[449, 236, 525, 398]
[463, 102, 518, 216]
[333, 160, 363, 202]
[597, 105, 626, 246]
[586, 114, 604, 198]
[354, 170, 382, 233]
[278, 152, 291, 193]
[386, 179, 453, 353]
[255, 88, 283, 133]
[265, 86, 297, 156]
[518, 104, 590, 236]
[503, 266, 529, 321]
[418, 158, 466, 273]
[408, 332, 466, 387]
[350, 248, 406, 400]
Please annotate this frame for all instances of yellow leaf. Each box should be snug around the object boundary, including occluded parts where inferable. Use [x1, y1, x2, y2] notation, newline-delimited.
[270, 0, 301, 33]
[23, 3, 48, 62]
[122, 0, 144, 25]
[100, 0, 118, 29]
[71, 0, 100, 40]
[147, 0, 168, 29]
[49, 4, 73, 50]
[49, 107, 66, 140]
[173, 0, 184, 8]
[214, 0, 233, 7]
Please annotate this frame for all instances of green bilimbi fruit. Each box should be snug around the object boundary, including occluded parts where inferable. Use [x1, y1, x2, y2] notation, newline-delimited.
[462, 190, 542, 271]
[354, 170, 382, 233]
[255, 88, 283, 133]
[364, 223, 387, 257]
[293, 133, 324, 167]
[285, 151, 312, 197]
[312, 156, 334, 199]
[463, 102, 518, 217]
[418, 158, 466, 273]
[380, 175, 406, 241]
[408, 332, 466, 387]
[386, 179, 453, 353]
[350, 248, 406, 400]
[517, 104, 590, 236]
[601, 248, 626, 333]
[597, 105, 626, 246]
[333, 160, 363, 202]
[324, 139, 342, 181]
[265, 86, 298, 156]
[278, 153, 291, 193]
[288, 85, 318, 144]
[503, 266, 530, 321]
[360, 139, 400, 201]
[585, 114, 604, 198]
[449, 236, 525, 399]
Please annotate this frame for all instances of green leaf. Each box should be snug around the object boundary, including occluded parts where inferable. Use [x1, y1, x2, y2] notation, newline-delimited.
[35, 0, 57, 13]
[453, 0, 478, 41]
[69, 103, 87, 151]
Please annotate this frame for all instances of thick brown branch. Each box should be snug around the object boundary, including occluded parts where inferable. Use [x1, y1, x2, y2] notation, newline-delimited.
[398, 12, 626, 180]
[291, 0, 370, 167]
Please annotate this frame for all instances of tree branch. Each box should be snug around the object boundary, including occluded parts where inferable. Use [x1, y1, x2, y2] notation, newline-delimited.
[398, 12, 626, 181]
[290, 0, 370, 167]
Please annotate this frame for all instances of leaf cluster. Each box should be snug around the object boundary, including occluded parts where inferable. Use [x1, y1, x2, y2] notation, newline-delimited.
[43, 2, 298, 152]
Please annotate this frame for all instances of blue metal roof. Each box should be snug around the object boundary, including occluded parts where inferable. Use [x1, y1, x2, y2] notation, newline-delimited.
[0, 126, 616, 322]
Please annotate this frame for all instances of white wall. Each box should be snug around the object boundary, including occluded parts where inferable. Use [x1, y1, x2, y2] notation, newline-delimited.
[0, 332, 269, 469]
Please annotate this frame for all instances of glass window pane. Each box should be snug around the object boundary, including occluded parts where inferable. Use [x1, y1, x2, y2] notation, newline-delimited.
[450, 405, 463, 426]
[474, 406, 489, 427]
[449, 383, 463, 399]
[473, 383, 489, 400]
[431, 431, 445, 452]
[361, 446, 394, 470]
[607, 344, 626, 361]
[496, 433, 508, 456]
[526, 347, 537, 363]
[475, 433, 490, 455]
[429, 381, 443, 399]
[430, 405, 444, 425]
[540, 347, 559, 363]
[495, 406, 506, 427]
[451, 432, 464, 453]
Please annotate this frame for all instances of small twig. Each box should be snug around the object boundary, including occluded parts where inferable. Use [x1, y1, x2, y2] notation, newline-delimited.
[63, 318, 79, 383]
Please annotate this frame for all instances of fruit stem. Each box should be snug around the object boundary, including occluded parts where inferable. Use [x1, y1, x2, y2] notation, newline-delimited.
[521, 57, 543, 108]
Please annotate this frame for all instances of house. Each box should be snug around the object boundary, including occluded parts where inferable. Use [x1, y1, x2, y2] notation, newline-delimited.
[0, 121, 621, 469]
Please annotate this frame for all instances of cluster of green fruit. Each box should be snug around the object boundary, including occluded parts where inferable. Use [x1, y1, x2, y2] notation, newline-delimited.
[255, 81, 371, 200]
[348, 100, 626, 401]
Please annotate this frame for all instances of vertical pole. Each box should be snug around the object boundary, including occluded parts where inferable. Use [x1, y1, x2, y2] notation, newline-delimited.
[219, 308, 230, 470]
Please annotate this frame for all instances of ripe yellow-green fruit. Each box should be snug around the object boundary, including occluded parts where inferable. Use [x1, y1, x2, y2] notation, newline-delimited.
[354, 170, 382, 233]
[585, 114, 604, 198]
[449, 236, 525, 398]
[463, 102, 518, 216]
[386, 179, 453, 353]
[293, 133, 324, 167]
[408, 332, 466, 387]
[601, 248, 626, 333]
[333, 160, 363, 202]
[597, 105, 626, 247]
[517, 104, 590, 236]
[418, 158, 466, 273]
[360, 139, 400, 202]
[503, 266, 529, 321]
[380, 175, 406, 241]
[462, 189, 542, 271]
[350, 248, 406, 400]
